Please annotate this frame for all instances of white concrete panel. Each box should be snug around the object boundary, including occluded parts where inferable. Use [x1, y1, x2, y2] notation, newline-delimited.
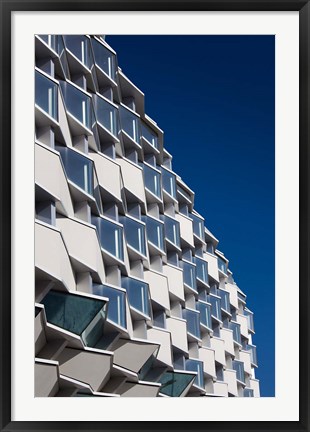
[223, 369, 238, 396]
[239, 350, 252, 375]
[116, 157, 146, 203]
[210, 337, 226, 366]
[35, 222, 76, 291]
[35, 143, 74, 217]
[220, 328, 235, 356]
[58, 91, 73, 148]
[236, 314, 249, 338]
[147, 328, 173, 367]
[56, 347, 112, 392]
[213, 381, 228, 397]
[198, 347, 216, 378]
[203, 252, 219, 283]
[162, 264, 185, 301]
[166, 317, 188, 353]
[250, 378, 260, 397]
[118, 382, 160, 397]
[144, 270, 170, 310]
[91, 153, 122, 201]
[35, 312, 46, 356]
[56, 217, 105, 283]
[225, 282, 239, 310]
[112, 339, 159, 373]
[175, 213, 194, 247]
[35, 361, 59, 397]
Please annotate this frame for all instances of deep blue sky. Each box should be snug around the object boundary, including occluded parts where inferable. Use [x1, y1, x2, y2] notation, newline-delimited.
[107, 35, 275, 397]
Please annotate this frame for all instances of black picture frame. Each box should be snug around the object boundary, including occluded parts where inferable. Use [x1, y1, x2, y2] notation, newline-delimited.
[1, 1, 309, 431]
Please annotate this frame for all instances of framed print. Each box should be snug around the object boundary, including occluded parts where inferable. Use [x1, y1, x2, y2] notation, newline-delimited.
[1, 1, 309, 431]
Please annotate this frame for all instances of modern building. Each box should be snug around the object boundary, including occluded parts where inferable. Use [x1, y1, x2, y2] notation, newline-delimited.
[34, 34, 260, 398]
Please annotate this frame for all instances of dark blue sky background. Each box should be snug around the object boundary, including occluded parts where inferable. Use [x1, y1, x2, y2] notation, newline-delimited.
[107, 35, 275, 397]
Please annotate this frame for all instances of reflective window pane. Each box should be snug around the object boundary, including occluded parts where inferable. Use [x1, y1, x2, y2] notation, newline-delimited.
[244, 309, 255, 332]
[229, 321, 241, 344]
[92, 39, 117, 80]
[120, 216, 146, 256]
[142, 216, 164, 251]
[94, 95, 119, 137]
[92, 284, 126, 328]
[121, 277, 150, 317]
[56, 146, 93, 195]
[141, 123, 158, 149]
[143, 164, 161, 198]
[208, 294, 221, 320]
[35, 71, 58, 120]
[161, 215, 180, 247]
[60, 80, 90, 128]
[92, 216, 124, 261]
[158, 371, 195, 397]
[63, 35, 92, 68]
[38, 35, 56, 51]
[161, 167, 176, 198]
[194, 257, 209, 284]
[181, 261, 197, 291]
[182, 309, 200, 338]
[185, 359, 204, 388]
[119, 106, 140, 143]
[244, 388, 254, 397]
[217, 256, 228, 274]
[196, 301, 212, 329]
[41, 290, 105, 336]
[219, 289, 230, 313]
[233, 360, 245, 383]
[190, 213, 204, 239]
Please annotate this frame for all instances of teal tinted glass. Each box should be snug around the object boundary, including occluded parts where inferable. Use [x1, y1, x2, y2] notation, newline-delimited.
[41, 290, 105, 335]
[158, 371, 195, 397]
[35, 71, 58, 119]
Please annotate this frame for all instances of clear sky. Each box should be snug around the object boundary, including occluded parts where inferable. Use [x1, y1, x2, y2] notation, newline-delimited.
[107, 35, 275, 397]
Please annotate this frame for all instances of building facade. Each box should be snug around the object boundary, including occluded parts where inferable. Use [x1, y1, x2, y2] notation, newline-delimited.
[34, 35, 259, 397]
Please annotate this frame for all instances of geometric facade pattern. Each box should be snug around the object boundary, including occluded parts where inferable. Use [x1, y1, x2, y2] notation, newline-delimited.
[35, 34, 260, 397]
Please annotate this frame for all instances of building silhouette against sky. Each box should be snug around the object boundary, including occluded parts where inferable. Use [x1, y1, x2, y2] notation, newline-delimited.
[35, 35, 259, 397]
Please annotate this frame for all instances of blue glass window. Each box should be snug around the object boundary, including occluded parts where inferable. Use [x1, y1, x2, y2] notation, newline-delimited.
[141, 123, 158, 149]
[38, 35, 56, 51]
[190, 214, 204, 239]
[59, 80, 91, 128]
[120, 216, 146, 256]
[142, 163, 161, 198]
[196, 301, 212, 329]
[92, 38, 117, 81]
[93, 95, 119, 137]
[92, 284, 126, 328]
[185, 359, 204, 388]
[142, 216, 164, 251]
[92, 216, 124, 261]
[244, 388, 254, 397]
[63, 35, 92, 68]
[246, 344, 258, 366]
[217, 256, 228, 274]
[229, 321, 241, 344]
[219, 289, 231, 313]
[244, 309, 255, 332]
[121, 277, 150, 317]
[182, 309, 200, 339]
[161, 215, 180, 247]
[35, 71, 58, 120]
[233, 360, 245, 383]
[194, 257, 209, 284]
[181, 261, 197, 291]
[161, 167, 177, 198]
[120, 105, 140, 143]
[208, 294, 221, 320]
[56, 146, 93, 195]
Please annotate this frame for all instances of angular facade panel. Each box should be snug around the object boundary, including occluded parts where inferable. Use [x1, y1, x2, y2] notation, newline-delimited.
[34, 34, 259, 397]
